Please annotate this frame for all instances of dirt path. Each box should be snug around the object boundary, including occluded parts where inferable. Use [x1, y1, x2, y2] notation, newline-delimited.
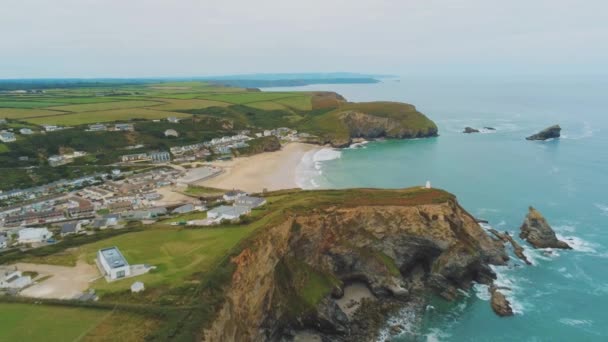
[16, 260, 100, 299]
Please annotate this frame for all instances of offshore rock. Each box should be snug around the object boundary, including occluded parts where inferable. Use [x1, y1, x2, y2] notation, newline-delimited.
[526, 124, 561, 140]
[519, 207, 571, 249]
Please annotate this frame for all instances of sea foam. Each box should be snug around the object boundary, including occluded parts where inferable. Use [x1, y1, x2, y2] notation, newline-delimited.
[295, 148, 341, 189]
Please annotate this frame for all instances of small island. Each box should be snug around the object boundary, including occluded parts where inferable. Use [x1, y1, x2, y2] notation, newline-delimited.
[526, 124, 561, 141]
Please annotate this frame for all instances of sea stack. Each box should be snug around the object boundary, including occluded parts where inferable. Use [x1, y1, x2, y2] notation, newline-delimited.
[526, 125, 561, 140]
[463, 127, 480, 134]
[519, 207, 571, 249]
[490, 285, 514, 317]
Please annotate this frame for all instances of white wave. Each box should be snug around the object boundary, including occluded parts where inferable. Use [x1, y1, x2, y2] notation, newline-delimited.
[555, 234, 598, 253]
[490, 265, 526, 315]
[348, 141, 368, 149]
[295, 148, 342, 190]
[314, 148, 342, 162]
[376, 306, 419, 342]
[424, 328, 451, 342]
[595, 203, 608, 216]
[557, 267, 574, 279]
[553, 224, 577, 233]
[473, 283, 491, 301]
[561, 121, 595, 140]
[559, 318, 593, 327]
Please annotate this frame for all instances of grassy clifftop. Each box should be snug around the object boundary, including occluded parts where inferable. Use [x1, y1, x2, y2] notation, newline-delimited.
[299, 101, 438, 147]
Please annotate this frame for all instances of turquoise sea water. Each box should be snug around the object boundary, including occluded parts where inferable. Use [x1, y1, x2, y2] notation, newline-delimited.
[265, 77, 608, 341]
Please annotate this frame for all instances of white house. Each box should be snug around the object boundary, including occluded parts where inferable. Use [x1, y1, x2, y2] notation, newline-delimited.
[131, 281, 145, 293]
[223, 190, 247, 202]
[97, 246, 131, 280]
[0, 236, 8, 249]
[19, 128, 33, 135]
[167, 117, 181, 123]
[18, 227, 53, 244]
[0, 131, 16, 143]
[207, 205, 251, 221]
[234, 196, 267, 209]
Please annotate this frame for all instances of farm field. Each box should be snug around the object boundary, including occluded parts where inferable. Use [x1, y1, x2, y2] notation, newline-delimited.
[45, 100, 163, 112]
[148, 98, 231, 111]
[23, 108, 192, 126]
[197, 91, 310, 105]
[0, 107, 66, 119]
[0, 303, 109, 341]
[0, 100, 68, 108]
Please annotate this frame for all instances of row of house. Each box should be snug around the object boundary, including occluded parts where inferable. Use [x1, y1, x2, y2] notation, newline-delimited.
[121, 151, 171, 163]
[48, 151, 87, 167]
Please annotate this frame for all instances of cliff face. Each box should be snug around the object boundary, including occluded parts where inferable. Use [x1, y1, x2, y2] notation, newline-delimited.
[204, 191, 507, 341]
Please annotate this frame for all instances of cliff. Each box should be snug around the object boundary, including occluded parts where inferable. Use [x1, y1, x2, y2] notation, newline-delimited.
[300, 102, 438, 147]
[203, 188, 507, 341]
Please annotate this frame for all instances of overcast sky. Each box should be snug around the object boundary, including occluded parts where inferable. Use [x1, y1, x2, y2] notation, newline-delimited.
[1, 0, 607, 78]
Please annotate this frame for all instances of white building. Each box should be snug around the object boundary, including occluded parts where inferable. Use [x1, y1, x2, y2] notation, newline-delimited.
[131, 281, 145, 293]
[0, 266, 32, 289]
[223, 190, 247, 202]
[207, 205, 251, 221]
[97, 247, 131, 280]
[19, 128, 33, 135]
[0, 236, 8, 249]
[18, 227, 53, 244]
[164, 129, 179, 137]
[167, 117, 181, 123]
[0, 131, 16, 143]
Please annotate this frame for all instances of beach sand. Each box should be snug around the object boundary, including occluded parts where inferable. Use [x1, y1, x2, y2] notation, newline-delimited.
[195, 142, 321, 193]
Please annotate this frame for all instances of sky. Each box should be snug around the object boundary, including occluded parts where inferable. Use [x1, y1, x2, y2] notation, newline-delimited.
[1, 0, 607, 78]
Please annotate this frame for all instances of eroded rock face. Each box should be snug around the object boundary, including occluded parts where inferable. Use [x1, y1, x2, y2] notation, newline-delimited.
[519, 207, 571, 249]
[526, 125, 561, 140]
[490, 285, 513, 317]
[463, 127, 480, 134]
[204, 197, 508, 341]
[337, 110, 438, 146]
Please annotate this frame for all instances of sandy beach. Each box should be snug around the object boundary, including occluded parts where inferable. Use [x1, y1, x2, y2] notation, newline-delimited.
[195, 142, 321, 193]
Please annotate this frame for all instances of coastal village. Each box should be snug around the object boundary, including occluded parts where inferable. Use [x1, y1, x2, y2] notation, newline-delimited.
[0, 118, 298, 300]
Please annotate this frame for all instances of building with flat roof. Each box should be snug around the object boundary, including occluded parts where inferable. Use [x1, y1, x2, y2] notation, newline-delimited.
[207, 205, 251, 222]
[234, 196, 267, 209]
[97, 247, 131, 280]
[18, 227, 53, 244]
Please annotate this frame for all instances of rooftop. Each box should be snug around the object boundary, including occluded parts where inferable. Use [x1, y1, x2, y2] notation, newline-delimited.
[99, 246, 129, 269]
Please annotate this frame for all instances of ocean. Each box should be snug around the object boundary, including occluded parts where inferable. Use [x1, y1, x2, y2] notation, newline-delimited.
[264, 76, 608, 341]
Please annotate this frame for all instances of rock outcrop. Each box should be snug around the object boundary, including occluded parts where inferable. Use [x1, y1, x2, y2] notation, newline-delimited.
[489, 285, 513, 317]
[488, 229, 531, 265]
[203, 188, 508, 341]
[463, 127, 480, 134]
[519, 207, 571, 249]
[526, 125, 561, 140]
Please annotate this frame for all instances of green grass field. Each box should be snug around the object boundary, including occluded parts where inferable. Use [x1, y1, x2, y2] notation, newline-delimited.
[0, 100, 68, 108]
[30, 225, 258, 294]
[0, 144, 9, 153]
[0, 303, 109, 341]
[0, 108, 67, 119]
[23, 108, 191, 125]
[46, 100, 163, 112]
[198, 92, 308, 104]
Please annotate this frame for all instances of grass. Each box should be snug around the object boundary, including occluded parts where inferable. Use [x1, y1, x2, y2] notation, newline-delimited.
[45, 100, 163, 113]
[0, 100, 68, 108]
[0, 144, 9, 153]
[0, 108, 67, 119]
[147, 98, 231, 111]
[246, 101, 290, 111]
[23, 108, 191, 126]
[197, 92, 305, 104]
[183, 185, 226, 197]
[274, 96, 312, 111]
[0, 303, 109, 341]
[159, 211, 208, 223]
[36, 225, 259, 294]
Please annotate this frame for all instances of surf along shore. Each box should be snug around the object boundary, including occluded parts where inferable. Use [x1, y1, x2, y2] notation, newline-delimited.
[195, 142, 323, 193]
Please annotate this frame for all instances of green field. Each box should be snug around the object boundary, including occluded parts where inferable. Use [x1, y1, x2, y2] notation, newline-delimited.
[0, 100, 67, 108]
[0, 303, 109, 341]
[0, 144, 9, 153]
[0, 107, 67, 119]
[24, 108, 191, 125]
[197, 91, 309, 105]
[46, 100, 163, 112]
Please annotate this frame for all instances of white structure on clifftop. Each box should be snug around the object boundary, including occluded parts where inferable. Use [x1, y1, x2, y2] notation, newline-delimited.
[425, 181, 431, 189]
